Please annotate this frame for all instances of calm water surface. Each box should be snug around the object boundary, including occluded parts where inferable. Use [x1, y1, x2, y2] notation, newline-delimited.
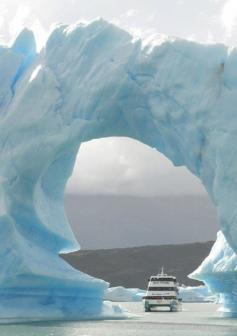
[1, 303, 237, 336]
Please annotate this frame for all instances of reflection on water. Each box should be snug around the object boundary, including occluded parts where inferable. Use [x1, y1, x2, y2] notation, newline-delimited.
[1, 322, 237, 336]
[0, 303, 237, 336]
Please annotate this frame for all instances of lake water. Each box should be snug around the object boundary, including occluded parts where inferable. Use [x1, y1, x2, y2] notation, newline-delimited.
[1, 303, 237, 336]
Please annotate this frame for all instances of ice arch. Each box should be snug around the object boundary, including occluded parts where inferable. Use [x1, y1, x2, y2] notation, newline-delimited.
[1, 20, 237, 320]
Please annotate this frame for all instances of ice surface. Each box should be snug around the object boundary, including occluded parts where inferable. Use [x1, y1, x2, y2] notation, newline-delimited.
[105, 286, 215, 303]
[190, 232, 237, 315]
[104, 287, 146, 302]
[179, 286, 216, 303]
[1, 19, 237, 320]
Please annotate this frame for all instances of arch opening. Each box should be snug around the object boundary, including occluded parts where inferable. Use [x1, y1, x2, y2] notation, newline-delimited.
[65, 136, 218, 251]
[63, 136, 218, 291]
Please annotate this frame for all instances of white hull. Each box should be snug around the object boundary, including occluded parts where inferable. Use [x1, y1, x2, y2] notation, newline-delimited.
[144, 270, 182, 312]
[143, 298, 182, 311]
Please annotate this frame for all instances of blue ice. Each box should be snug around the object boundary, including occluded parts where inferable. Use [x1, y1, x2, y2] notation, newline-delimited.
[0, 19, 237, 320]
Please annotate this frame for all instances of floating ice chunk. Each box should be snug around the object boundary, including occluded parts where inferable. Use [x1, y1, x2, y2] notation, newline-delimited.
[179, 286, 216, 303]
[104, 287, 146, 302]
[190, 232, 237, 315]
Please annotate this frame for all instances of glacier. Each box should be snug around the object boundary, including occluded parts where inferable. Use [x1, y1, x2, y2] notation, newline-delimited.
[1, 19, 237, 320]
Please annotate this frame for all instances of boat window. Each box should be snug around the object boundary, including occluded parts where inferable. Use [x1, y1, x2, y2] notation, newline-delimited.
[148, 287, 177, 291]
[150, 278, 176, 282]
[144, 296, 177, 300]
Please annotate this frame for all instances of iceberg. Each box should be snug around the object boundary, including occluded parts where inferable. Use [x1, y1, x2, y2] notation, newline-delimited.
[190, 232, 237, 315]
[179, 286, 216, 303]
[104, 287, 146, 302]
[104, 286, 216, 303]
[1, 19, 237, 320]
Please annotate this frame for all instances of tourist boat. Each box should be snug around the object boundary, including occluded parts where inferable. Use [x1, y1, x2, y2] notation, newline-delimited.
[143, 268, 182, 312]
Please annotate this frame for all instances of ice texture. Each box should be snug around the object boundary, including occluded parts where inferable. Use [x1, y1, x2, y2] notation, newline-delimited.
[1, 19, 237, 320]
[104, 286, 215, 303]
[179, 286, 216, 303]
[190, 232, 237, 315]
[104, 287, 146, 302]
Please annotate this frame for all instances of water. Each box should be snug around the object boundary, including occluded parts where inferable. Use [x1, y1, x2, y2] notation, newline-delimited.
[1, 303, 237, 336]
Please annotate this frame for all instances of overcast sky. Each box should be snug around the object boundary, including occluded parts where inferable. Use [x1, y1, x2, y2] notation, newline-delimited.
[1, 0, 236, 197]
[1, 0, 237, 48]
[66, 138, 205, 196]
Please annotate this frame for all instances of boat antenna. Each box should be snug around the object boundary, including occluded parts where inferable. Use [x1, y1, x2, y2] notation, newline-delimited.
[161, 266, 164, 275]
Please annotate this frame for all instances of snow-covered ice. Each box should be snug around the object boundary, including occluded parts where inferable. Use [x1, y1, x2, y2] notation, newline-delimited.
[1, 19, 237, 319]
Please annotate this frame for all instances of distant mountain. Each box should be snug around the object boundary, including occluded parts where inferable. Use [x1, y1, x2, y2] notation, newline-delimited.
[65, 194, 218, 249]
[61, 241, 214, 288]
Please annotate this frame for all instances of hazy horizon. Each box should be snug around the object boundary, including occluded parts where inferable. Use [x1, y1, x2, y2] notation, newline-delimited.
[65, 194, 218, 250]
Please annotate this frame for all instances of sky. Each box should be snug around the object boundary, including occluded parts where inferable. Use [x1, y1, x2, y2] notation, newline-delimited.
[66, 138, 205, 196]
[1, 0, 237, 49]
[1, 0, 236, 197]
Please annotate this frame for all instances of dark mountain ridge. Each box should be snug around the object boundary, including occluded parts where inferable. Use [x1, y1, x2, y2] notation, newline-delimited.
[62, 241, 214, 288]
